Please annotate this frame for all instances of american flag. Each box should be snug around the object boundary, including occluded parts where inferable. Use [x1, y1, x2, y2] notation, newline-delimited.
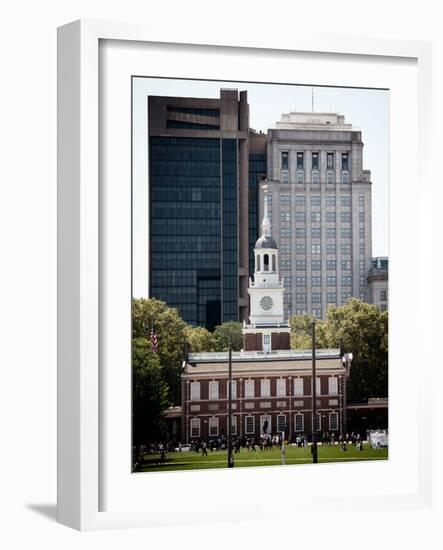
[150, 325, 159, 354]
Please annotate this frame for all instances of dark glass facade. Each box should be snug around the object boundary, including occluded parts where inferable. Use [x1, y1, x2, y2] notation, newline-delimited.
[149, 136, 240, 329]
[248, 153, 266, 275]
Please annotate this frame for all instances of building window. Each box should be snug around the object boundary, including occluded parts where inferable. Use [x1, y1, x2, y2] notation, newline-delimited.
[283, 276, 291, 287]
[296, 276, 307, 287]
[311, 195, 321, 207]
[326, 227, 336, 238]
[295, 195, 305, 207]
[312, 308, 322, 318]
[209, 417, 219, 436]
[359, 211, 365, 222]
[311, 259, 321, 271]
[342, 153, 349, 171]
[311, 276, 321, 287]
[359, 195, 365, 206]
[327, 276, 336, 287]
[263, 334, 271, 352]
[293, 228, 304, 238]
[245, 416, 255, 434]
[359, 243, 365, 254]
[342, 276, 352, 287]
[281, 244, 290, 254]
[360, 292, 366, 301]
[281, 260, 291, 270]
[359, 228, 365, 238]
[277, 415, 287, 433]
[342, 172, 349, 184]
[231, 415, 237, 435]
[297, 152, 304, 169]
[328, 377, 338, 395]
[315, 413, 322, 432]
[311, 244, 321, 255]
[327, 260, 336, 271]
[326, 195, 336, 207]
[327, 152, 334, 170]
[230, 380, 237, 400]
[311, 228, 321, 239]
[280, 194, 290, 207]
[297, 170, 304, 184]
[380, 290, 387, 301]
[311, 212, 321, 222]
[296, 260, 306, 271]
[281, 151, 289, 170]
[261, 379, 271, 397]
[327, 292, 336, 303]
[341, 259, 351, 270]
[326, 212, 336, 222]
[295, 212, 306, 223]
[359, 259, 365, 270]
[209, 381, 219, 400]
[312, 152, 319, 170]
[281, 171, 289, 183]
[360, 275, 366, 287]
[341, 195, 351, 207]
[326, 244, 336, 254]
[294, 378, 304, 396]
[281, 227, 291, 238]
[245, 379, 255, 398]
[312, 293, 321, 303]
[277, 378, 286, 397]
[312, 170, 320, 184]
[341, 244, 351, 254]
[294, 413, 304, 432]
[329, 412, 339, 431]
[295, 308, 307, 315]
[191, 187, 201, 201]
[327, 171, 334, 184]
[342, 228, 352, 238]
[342, 292, 351, 302]
[296, 293, 306, 304]
[281, 211, 290, 222]
[295, 244, 306, 254]
[190, 381, 200, 401]
[341, 212, 352, 222]
[190, 418, 200, 438]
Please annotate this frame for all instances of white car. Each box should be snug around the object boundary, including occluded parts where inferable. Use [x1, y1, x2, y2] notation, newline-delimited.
[175, 444, 192, 452]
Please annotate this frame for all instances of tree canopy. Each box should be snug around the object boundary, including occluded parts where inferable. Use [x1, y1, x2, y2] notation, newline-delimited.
[212, 321, 243, 351]
[290, 299, 388, 403]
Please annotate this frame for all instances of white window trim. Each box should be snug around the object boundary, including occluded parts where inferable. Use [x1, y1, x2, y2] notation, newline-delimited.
[190, 381, 200, 401]
[329, 412, 339, 432]
[245, 379, 255, 399]
[328, 376, 338, 396]
[245, 415, 255, 435]
[261, 378, 271, 398]
[276, 378, 286, 397]
[208, 417, 219, 436]
[294, 378, 304, 397]
[208, 380, 219, 400]
[190, 418, 201, 438]
[294, 413, 304, 432]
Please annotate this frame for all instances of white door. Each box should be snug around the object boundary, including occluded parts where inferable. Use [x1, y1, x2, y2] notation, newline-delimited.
[260, 415, 272, 435]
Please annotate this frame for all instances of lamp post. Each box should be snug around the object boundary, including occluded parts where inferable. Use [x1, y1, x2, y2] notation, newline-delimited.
[311, 320, 318, 464]
[227, 343, 234, 468]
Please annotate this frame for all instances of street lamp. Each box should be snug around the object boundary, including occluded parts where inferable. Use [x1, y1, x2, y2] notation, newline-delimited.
[227, 343, 234, 468]
[311, 320, 318, 464]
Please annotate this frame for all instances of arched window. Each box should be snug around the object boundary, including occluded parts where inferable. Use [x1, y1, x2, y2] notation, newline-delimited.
[272, 254, 276, 272]
[264, 254, 269, 271]
[256, 254, 261, 272]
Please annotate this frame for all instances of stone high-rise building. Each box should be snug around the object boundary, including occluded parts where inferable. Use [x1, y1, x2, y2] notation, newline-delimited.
[263, 112, 373, 319]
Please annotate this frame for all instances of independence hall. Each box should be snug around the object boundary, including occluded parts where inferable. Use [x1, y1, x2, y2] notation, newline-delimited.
[182, 194, 350, 442]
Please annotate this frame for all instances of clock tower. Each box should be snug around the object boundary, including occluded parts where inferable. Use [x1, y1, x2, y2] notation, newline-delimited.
[242, 191, 291, 351]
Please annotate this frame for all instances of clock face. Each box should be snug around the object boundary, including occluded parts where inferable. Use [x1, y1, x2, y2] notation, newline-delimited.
[260, 296, 273, 311]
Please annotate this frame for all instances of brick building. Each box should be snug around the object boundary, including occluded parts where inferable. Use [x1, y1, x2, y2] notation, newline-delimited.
[182, 196, 350, 442]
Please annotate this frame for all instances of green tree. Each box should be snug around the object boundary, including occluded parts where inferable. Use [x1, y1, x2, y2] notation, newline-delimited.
[132, 298, 187, 405]
[213, 321, 243, 351]
[289, 313, 328, 349]
[184, 325, 216, 353]
[324, 299, 388, 402]
[132, 337, 170, 447]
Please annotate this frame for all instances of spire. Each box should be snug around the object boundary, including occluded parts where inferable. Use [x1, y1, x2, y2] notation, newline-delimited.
[262, 192, 272, 238]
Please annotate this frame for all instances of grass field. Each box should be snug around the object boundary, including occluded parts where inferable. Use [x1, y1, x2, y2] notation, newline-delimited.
[140, 444, 388, 472]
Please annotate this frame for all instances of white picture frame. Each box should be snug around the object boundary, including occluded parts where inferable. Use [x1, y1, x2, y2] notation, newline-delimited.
[58, 19, 435, 532]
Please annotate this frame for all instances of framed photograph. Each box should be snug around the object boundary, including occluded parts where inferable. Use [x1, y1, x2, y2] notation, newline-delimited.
[58, 20, 434, 531]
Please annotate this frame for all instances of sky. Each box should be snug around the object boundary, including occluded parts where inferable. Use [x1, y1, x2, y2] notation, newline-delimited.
[133, 77, 389, 257]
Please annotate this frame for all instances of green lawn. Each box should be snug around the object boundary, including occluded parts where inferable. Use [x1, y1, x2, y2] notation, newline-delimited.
[139, 444, 388, 472]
